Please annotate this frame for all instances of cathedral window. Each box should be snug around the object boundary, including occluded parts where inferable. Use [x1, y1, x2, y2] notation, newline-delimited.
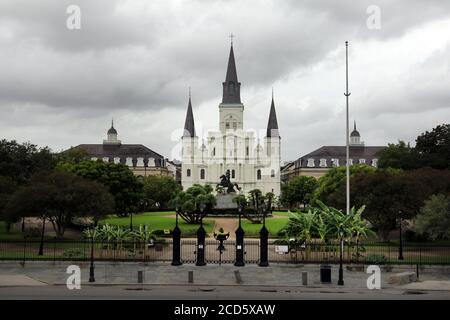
[257, 169, 262, 180]
[212, 147, 215, 156]
[231, 169, 235, 179]
[200, 169, 205, 180]
[271, 169, 275, 178]
[233, 122, 237, 129]
[187, 169, 191, 177]
[246, 146, 249, 156]
[226, 122, 230, 129]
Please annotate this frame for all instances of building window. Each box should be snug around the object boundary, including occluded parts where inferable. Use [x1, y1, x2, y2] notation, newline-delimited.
[348, 158, 353, 166]
[231, 169, 235, 179]
[271, 169, 275, 178]
[233, 122, 237, 129]
[331, 158, 339, 167]
[371, 158, 378, 167]
[226, 122, 230, 129]
[200, 169, 205, 180]
[359, 158, 366, 164]
[319, 159, 327, 167]
[187, 169, 191, 177]
[257, 169, 262, 180]
[307, 158, 315, 167]
[212, 147, 215, 156]
[246, 146, 249, 156]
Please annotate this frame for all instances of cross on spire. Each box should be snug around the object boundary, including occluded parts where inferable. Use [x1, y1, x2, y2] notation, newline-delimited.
[229, 33, 235, 46]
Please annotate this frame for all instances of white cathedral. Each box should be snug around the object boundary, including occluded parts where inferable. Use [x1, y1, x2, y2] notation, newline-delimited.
[180, 43, 281, 196]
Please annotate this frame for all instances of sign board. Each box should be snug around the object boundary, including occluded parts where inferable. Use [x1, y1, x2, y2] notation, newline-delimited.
[275, 245, 289, 254]
[237, 245, 242, 250]
[198, 244, 204, 249]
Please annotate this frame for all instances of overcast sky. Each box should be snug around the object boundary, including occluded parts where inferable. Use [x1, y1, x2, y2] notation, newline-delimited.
[1, 0, 449, 162]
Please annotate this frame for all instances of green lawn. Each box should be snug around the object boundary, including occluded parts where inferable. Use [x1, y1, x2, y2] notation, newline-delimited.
[100, 212, 215, 235]
[272, 211, 293, 217]
[241, 217, 289, 237]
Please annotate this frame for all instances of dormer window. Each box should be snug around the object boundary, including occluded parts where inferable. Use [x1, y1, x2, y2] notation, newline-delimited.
[307, 158, 315, 167]
[319, 159, 327, 167]
[372, 158, 378, 167]
[332, 158, 339, 167]
[359, 158, 366, 164]
[348, 159, 353, 165]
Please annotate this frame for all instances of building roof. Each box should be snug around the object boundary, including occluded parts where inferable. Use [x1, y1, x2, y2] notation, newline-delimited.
[183, 96, 196, 137]
[107, 120, 117, 135]
[71, 144, 165, 161]
[294, 145, 385, 168]
[222, 44, 241, 104]
[266, 97, 279, 137]
[350, 121, 360, 137]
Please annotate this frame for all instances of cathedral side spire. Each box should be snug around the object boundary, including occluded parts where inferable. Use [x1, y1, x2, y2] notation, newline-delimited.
[266, 93, 279, 138]
[183, 92, 196, 137]
[222, 41, 241, 104]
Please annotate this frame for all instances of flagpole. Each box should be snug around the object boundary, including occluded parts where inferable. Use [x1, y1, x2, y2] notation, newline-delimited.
[339, 40, 351, 286]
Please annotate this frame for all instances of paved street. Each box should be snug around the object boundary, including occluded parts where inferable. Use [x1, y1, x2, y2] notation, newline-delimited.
[1, 284, 449, 300]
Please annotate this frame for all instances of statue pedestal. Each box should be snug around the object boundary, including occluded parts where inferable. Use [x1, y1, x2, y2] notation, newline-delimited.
[215, 194, 238, 209]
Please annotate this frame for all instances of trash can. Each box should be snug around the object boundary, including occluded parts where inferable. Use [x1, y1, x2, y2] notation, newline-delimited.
[320, 265, 331, 283]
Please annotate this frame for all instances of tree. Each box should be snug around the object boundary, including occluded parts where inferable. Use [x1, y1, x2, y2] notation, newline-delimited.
[56, 147, 89, 164]
[0, 139, 56, 231]
[348, 168, 450, 240]
[281, 176, 318, 209]
[415, 194, 450, 240]
[314, 164, 376, 209]
[0, 139, 55, 185]
[59, 160, 143, 217]
[377, 140, 421, 170]
[171, 184, 216, 224]
[0, 176, 17, 232]
[415, 123, 450, 169]
[6, 170, 115, 239]
[142, 175, 181, 210]
[378, 124, 450, 170]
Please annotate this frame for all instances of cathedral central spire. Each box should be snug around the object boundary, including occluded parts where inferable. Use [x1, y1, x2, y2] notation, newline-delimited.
[266, 93, 279, 138]
[222, 42, 241, 104]
[183, 93, 196, 137]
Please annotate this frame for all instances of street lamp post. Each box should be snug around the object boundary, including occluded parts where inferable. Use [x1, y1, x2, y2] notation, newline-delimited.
[89, 227, 95, 283]
[235, 205, 245, 266]
[338, 231, 344, 286]
[398, 215, 404, 260]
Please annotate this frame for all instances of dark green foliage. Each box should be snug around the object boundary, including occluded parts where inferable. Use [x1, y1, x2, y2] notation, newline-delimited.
[6, 169, 115, 238]
[171, 184, 217, 224]
[59, 160, 143, 217]
[415, 194, 450, 240]
[280, 175, 318, 208]
[142, 175, 181, 210]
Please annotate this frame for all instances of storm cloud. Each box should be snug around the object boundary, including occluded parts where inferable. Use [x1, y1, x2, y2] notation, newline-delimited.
[0, 0, 449, 161]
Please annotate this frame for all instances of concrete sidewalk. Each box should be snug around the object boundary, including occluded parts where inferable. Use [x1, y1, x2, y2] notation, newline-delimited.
[1, 261, 450, 293]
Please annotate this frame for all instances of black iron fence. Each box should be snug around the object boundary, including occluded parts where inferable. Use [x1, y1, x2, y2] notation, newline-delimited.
[1, 239, 449, 265]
